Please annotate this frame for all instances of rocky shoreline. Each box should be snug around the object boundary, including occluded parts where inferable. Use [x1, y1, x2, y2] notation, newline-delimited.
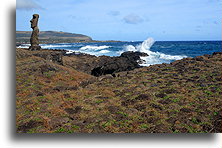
[17, 48, 149, 77]
[16, 48, 222, 133]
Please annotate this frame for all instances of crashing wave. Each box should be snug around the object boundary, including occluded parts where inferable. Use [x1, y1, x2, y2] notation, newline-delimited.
[124, 37, 187, 66]
[80, 45, 111, 50]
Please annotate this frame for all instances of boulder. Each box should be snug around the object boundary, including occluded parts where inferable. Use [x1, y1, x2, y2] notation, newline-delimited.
[91, 51, 148, 77]
[33, 51, 63, 65]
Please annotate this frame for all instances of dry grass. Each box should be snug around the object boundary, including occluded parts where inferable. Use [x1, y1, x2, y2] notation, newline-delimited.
[16, 48, 222, 133]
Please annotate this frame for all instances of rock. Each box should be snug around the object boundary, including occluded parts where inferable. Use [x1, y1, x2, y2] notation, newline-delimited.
[33, 51, 63, 65]
[212, 52, 222, 56]
[63, 51, 148, 76]
[91, 51, 148, 77]
[98, 74, 114, 81]
[120, 51, 148, 62]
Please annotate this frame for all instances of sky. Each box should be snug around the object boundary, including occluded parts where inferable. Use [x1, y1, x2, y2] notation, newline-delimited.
[16, 0, 221, 41]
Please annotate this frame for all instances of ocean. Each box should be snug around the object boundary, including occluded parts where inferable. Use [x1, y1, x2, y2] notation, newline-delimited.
[18, 38, 221, 66]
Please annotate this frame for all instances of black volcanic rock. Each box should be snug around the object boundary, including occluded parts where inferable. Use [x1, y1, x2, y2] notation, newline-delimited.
[120, 51, 148, 63]
[33, 50, 64, 65]
[91, 52, 148, 77]
[63, 50, 149, 77]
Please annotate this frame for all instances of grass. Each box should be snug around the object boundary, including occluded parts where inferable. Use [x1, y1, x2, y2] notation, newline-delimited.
[16, 48, 222, 133]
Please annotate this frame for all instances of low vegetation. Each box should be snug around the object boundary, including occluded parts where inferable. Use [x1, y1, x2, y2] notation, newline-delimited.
[16, 48, 222, 133]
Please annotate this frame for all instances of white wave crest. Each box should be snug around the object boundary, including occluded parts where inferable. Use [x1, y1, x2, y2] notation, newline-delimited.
[125, 45, 136, 52]
[17, 44, 30, 48]
[99, 50, 110, 53]
[41, 44, 72, 49]
[124, 37, 187, 66]
[80, 45, 111, 50]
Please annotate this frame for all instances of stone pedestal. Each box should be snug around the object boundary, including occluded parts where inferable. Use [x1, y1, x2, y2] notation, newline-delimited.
[28, 45, 41, 51]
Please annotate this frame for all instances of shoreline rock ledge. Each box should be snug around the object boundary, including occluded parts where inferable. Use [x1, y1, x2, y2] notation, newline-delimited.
[89, 51, 148, 76]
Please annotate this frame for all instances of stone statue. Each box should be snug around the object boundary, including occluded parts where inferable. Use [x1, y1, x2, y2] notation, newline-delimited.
[29, 14, 41, 51]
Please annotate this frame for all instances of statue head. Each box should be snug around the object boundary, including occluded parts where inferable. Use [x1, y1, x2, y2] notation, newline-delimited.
[30, 14, 39, 29]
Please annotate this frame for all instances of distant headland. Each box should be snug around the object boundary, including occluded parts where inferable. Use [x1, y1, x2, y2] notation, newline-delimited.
[16, 31, 122, 44]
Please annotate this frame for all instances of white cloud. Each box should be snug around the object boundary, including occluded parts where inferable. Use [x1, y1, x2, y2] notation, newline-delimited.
[123, 14, 143, 24]
[17, 0, 43, 10]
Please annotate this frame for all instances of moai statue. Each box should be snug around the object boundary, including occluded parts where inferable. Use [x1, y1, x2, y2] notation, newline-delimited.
[29, 14, 41, 51]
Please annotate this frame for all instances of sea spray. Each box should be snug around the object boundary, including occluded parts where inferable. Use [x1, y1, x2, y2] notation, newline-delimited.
[80, 45, 111, 50]
[124, 37, 187, 66]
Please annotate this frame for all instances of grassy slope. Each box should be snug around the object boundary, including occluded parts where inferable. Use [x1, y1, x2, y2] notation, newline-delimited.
[16, 48, 222, 133]
[16, 31, 92, 43]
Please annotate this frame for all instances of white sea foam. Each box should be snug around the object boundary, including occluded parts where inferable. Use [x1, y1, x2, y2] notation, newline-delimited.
[80, 45, 111, 50]
[17, 44, 30, 48]
[99, 50, 110, 53]
[41, 44, 72, 49]
[66, 50, 75, 54]
[125, 45, 136, 52]
[124, 37, 187, 66]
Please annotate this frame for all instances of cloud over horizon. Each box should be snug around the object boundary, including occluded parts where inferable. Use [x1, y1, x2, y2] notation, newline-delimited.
[123, 14, 143, 24]
[17, 0, 43, 10]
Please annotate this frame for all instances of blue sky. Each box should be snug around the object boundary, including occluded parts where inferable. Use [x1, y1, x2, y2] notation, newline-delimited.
[16, 0, 221, 41]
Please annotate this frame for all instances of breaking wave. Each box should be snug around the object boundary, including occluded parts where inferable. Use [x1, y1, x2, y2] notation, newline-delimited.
[123, 37, 187, 66]
[80, 45, 111, 50]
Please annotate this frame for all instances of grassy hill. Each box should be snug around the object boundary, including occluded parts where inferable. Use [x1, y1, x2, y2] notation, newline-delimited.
[16, 31, 93, 44]
[16, 48, 222, 133]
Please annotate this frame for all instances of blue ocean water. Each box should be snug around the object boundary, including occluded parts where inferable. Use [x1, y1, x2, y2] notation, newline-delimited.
[18, 38, 221, 66]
